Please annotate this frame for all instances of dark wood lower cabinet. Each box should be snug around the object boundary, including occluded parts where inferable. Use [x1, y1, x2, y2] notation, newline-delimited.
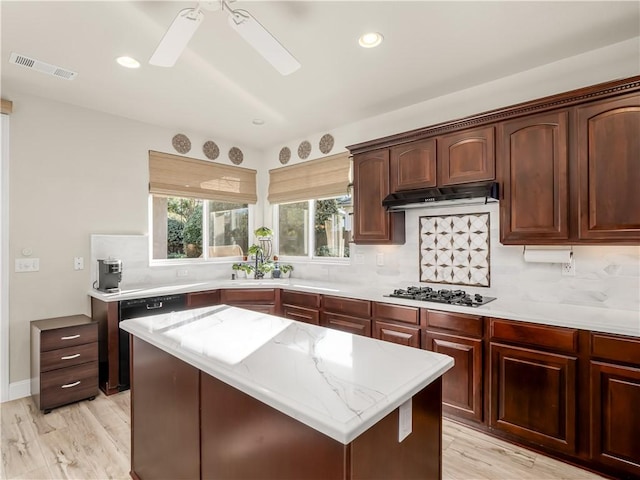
[374, 320, 420, 348]
[490, 342, 577, 454]
[590, 361, 640, 476]
[425, 331, 482, 423]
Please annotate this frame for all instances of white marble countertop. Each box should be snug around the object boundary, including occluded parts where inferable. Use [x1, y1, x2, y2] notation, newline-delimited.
[120, 305, 454, 444]
[90, 278, 640, 337]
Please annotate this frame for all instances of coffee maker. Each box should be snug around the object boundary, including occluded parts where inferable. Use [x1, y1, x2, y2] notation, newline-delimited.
[96, 258, 122, 292]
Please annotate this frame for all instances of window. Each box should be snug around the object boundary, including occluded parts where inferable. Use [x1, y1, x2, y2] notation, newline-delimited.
[277, 195, 351, 259]
[152, 197, 249, 260]
[149, 150, 256, 261]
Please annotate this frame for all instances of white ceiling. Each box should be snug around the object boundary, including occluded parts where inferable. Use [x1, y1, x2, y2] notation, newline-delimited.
[1, 1, 639, 150]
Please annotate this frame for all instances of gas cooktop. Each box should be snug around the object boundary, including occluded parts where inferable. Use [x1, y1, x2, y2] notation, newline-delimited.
[385, 286, 496, 307]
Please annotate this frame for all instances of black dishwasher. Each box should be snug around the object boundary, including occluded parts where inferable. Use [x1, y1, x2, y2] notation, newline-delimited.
[118, 294, 186, 390]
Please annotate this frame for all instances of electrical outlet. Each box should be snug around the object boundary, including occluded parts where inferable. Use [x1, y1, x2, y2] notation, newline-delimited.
[562, 258, 575, 276]
[74, 257, 84, 270]
[177, 269, 189, 277]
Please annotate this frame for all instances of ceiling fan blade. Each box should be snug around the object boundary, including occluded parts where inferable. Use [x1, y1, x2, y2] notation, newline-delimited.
[150, 8, 204, 67]
[227, 10, 300, 76]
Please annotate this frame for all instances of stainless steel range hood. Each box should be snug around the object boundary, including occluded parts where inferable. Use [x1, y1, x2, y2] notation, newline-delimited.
[382, 181, 499, 210]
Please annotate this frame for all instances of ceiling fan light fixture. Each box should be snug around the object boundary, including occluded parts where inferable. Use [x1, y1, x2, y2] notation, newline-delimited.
[226, 9, 301, 75]
[149, 8, 204, 67]
[358, 32, 383, 48]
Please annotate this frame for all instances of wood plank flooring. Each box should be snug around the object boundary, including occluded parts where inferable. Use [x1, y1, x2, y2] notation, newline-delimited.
[1, 391, 606, 480]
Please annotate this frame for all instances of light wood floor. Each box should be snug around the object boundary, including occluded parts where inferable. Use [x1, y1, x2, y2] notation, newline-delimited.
[1, 391, 606, 480]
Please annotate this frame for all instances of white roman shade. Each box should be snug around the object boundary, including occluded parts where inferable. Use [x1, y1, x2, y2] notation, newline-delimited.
[268, 152, 351, 204]
[149, 150, 257, 204]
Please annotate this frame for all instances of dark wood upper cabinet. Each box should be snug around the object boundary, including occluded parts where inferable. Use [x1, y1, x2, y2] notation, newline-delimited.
[499, 111, 569, 244]
[389, 139, 436, 191]
[576, 94, 640, 241]
[438, 126, 495, 185]
[352, 150, 405, 244]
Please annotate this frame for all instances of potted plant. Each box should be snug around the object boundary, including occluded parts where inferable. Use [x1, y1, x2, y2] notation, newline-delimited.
[232, 262, 244, 279]
[258, 261, 275, 279]
[279, 264, 293, 279]
[254, 226, 273, 238]
[240, 263, 255, 279]
[247, 244, 263, 259]
[254, 227, 273, 260]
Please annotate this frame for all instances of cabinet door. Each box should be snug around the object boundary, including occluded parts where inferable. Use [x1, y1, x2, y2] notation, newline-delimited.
[374, 320, 420, 348]
[321, 312, 371, 337]
[577, 94, 640, 241]
[499, 111, 569, 243]
[390, 139, 436, 191]
[282, 305, 320, 325]
[425, 331, 483, 423]
[438, 126, 495, 185]
[590, 361, 640, 475]
[352, 150, 405, 244]
[490, 342, 577, 454]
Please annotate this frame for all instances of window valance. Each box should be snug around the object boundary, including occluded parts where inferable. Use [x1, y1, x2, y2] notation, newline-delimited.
[149, 150, 257, 204]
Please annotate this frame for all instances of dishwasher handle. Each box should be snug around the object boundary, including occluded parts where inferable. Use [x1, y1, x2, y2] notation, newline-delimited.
[146, 302, 163, 310]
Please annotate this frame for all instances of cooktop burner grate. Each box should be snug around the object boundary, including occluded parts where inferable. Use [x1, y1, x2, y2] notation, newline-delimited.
[385, 286, 496, 307]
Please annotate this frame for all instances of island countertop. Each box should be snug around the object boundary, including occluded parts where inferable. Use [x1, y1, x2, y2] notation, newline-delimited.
[120, 304, 454, 444]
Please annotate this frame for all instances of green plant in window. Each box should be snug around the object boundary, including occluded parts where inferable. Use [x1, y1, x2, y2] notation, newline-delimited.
[247, 244, 263, 258]
[279, 264, 293, 274]
[254, 226, 273, 238]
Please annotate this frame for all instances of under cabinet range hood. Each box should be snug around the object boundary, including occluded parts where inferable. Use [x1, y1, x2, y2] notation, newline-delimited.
[382, 181, 499, 210]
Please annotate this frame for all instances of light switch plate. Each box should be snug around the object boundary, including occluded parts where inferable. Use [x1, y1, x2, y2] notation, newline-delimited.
[15, 258, 39, 272]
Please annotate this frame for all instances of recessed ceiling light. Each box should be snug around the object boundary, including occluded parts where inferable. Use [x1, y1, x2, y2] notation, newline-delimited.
[358, 32, 383, 48]
[252, 118, 265, 126]
[116, 56, 141, 69]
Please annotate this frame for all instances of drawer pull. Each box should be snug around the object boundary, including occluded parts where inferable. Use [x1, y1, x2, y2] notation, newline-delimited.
[61, 381, 81, 389]
[61, 353, 81, 360]
[60, 334, 80, 340]
[146, 302, 163, 310]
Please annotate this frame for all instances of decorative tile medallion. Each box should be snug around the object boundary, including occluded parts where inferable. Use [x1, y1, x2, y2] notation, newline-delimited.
[297, 140, 311, 159]
[228, 147, 244, 165]
[172, 133, 191, 154]
[419, 212, 490, 287]
[319, 133, 334, 154]
[203, 140, 219, 160]
[279, 146, 291, 165]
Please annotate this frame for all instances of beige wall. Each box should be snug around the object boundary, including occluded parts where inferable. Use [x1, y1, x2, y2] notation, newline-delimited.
[6, 93, 261, 383]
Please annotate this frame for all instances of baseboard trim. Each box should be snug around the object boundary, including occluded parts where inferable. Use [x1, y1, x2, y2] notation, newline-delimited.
[7, 379, 30, 401]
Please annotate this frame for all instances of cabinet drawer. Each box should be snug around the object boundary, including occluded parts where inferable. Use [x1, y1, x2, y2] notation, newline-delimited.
[282, 290, 320, 309]
[321, 312, 371, 337]
[374, 320, 420, 348]
[282, 305, 320, 326]
[322, 296, 371, 318]
[490, 318, 578, 354]
[426, 310, 483, 338]
[221, 289, 276, 304]
[40, 361, 98, 409]
[591, 333, 640, 365]
[186, 290, 220, 308]
[41, 342, 98, 372]
[40, 323, 98, 351]
[373, 302, 419, 325]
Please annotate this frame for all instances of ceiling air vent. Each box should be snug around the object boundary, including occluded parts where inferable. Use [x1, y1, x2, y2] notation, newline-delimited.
[9, 53, 78, 80]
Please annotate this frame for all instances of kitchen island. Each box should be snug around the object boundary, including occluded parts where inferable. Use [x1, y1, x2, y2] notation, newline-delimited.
[121, 304, 453, 480]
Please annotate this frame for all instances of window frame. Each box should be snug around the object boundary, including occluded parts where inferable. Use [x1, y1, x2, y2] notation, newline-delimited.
[148, 195, 254, 266]
[273, 195, 351, 264]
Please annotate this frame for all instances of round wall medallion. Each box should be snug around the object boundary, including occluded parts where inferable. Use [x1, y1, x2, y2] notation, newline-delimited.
[203, 140, 220, 160]
[228, 147, 244, 165]
[172, 134, 191, 154]
[298, 140, 311, 159]
[319, 133, 334, 154]
[279, 147, 291, 165]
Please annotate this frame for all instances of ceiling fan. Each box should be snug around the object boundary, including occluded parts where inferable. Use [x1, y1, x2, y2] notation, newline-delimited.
[149, 0, 301, 76]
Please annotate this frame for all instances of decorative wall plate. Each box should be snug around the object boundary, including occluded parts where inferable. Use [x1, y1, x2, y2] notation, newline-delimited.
[279, 147, 291, 165]
[298, 140, 311, 159]
[203, 140, 220, 160]
[229, 147, 244, 165]
[319, 134, 334, 154]
[172, 134, 191, 154]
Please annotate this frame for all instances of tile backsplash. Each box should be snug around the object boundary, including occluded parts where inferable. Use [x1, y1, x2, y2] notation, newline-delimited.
[91, 203, 640, 313]
[419, 212, 490, 287]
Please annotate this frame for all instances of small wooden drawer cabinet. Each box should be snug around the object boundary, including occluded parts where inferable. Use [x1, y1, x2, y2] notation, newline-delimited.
[31, 315, 99, 413]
